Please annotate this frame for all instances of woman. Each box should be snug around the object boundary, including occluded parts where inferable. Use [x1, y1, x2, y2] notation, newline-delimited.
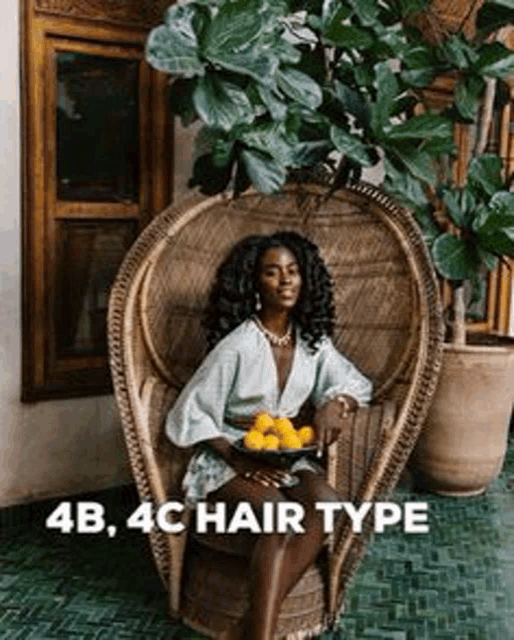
[165, 231, 372, 640]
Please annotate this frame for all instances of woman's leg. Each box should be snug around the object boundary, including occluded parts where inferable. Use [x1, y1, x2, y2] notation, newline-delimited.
[256, 470, 341, 638]
[207, 475, 290, 640]
[207, 471, 341, 640]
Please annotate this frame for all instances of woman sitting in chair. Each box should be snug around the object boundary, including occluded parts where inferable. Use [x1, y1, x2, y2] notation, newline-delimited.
[165, 231, 372, 640]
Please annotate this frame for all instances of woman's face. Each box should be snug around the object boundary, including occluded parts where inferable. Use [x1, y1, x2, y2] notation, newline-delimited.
[258, 246, 302, 312]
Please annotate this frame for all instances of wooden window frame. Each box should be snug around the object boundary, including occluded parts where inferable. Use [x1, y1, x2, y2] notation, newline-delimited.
[21, 0, 172, 401]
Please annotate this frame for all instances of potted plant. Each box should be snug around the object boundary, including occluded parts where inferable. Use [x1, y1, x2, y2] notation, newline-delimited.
[145, 0, 514, 495]
[398, 3, 514, 496]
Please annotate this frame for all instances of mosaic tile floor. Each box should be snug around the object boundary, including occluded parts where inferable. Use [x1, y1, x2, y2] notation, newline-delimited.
[1, 439, 513, 640]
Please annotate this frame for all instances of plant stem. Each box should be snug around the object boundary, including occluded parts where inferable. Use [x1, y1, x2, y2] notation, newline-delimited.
[473, 76, 497, 157]
[453, 284, 467, 346]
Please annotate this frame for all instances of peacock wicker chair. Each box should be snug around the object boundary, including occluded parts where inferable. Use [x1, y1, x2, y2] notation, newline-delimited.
[108, 181, 444, 639]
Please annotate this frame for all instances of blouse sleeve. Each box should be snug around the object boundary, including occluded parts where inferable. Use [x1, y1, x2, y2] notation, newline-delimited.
[310, 338, 373, 408]
[164, 342, 239, 448]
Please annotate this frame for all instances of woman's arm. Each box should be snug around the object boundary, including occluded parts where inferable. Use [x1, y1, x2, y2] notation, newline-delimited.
[311, 338, 373, 454]
[165, 342, 239, 448]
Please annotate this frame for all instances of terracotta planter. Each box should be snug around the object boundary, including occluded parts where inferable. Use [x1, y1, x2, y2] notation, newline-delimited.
[411, 337, 514, 496]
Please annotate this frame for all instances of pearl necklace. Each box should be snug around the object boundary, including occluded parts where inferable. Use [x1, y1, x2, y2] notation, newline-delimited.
[253, 315, 293, 347]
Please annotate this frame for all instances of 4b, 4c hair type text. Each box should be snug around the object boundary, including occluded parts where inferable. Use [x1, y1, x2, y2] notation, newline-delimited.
[45, 500, 429, 537]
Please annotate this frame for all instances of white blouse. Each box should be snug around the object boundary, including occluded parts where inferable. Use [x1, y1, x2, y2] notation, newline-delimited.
[165, 318, 372, 448]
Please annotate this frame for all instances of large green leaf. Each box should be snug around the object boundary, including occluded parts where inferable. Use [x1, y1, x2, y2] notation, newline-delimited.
[277, 68, 323, 110]
[146, 23, 205, 77]
[441, 188, 466, 227]
[390, 145, 436, 184]
[393, 0, 430, 17]
[474, 192, 514, 236]
[477, 2, 514, 38]
[432, 233, 477, 281]
[201, 0, 265, 55]
[347, 0, 379, 26]
[383, 156, 429, 211]
[477, 42, 514, 78]
[257, 85, 287, 120]
[238, 121, 295, 166]
[276, 38, 302, 65]
[290, 140, 333, 168]
[402, 42, 436, 70]
[421, 136, 457, 156]
[220, 50, 279, 86]
[467, 155, 503, 198]
[211, 136, 235, 168]
[375, 25, 408, 57]
[490, 190, 514, 212]
[384, 113, 452, 140]
[200, 0, 279, 85]
[440, 35, 478, 69]
[193, 74, 255, 131]
[332, 81, 370, 129]
[477, 229, 514, 257]
[454, 75, 485, 121]
[321, 0, 351, 38]
[323, 24, 374, 49]
[371, 62, 399, 135]
[330, 126, 373, 166]
[400, 68, 437, 88]
[240, 148, 286, 193]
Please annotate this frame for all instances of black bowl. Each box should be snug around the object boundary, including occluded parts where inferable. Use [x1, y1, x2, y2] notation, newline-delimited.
[231, 437, 317, 464]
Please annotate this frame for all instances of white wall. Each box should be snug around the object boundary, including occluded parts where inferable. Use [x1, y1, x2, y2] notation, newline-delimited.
[0, 0, 132, 508]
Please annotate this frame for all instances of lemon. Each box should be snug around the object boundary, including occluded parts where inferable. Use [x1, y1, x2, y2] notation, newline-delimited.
[244, 430, 265, 450]
[253, 412, 275, 433]
[280, 431, 302, 450]
[273, 417, 295, 436]
[262, 434, 280, 450]
[297, 425, 315, 446]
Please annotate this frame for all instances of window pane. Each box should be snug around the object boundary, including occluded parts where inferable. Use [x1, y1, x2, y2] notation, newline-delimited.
[55, 221, 138, 356]
[57, 53, 139, 202]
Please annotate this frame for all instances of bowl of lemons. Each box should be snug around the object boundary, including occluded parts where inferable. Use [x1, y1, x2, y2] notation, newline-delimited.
[232, 412, 317, 463]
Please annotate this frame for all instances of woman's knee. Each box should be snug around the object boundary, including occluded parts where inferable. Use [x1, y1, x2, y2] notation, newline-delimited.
[293, 470, 341, 503]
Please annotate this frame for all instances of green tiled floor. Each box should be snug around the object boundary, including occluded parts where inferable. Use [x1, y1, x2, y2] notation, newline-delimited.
[1, 440, 513, 639]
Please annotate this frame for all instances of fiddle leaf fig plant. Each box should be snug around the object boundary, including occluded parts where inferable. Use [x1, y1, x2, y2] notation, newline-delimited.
[432, 156, 514, 283]
[146, 0, 460, 194]
[146, 0, 514, 342]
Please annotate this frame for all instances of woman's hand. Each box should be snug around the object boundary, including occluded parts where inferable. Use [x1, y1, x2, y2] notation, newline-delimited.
[230, 451, 293, 488]
[314, 394, 358, 457]
[203, 437, 293, 488]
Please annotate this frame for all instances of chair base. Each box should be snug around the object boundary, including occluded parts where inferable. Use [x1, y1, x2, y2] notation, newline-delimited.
[181, 537, 328, 639]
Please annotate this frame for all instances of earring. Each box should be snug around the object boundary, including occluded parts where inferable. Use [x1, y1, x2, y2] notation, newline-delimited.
[255, 292, 262, 311]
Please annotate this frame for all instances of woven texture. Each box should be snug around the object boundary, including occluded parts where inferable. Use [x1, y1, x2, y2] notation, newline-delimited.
[407, 0, 485, 44]
[107, 182, 444, 638]
[140, 187, 419, 400]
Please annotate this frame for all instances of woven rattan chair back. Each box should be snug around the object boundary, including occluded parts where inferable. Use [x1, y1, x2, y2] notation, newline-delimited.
[141, 186, 419, 400]
[108, 182, 443, 639]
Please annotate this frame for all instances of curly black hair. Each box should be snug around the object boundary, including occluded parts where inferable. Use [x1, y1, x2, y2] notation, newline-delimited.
[203, 231, 335, 352]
